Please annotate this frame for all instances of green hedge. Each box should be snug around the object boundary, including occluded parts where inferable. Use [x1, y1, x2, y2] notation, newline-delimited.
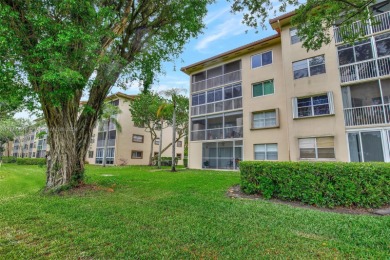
[16, 158, 46, 166]
[240, 161, 390, 208]
[1, 156, 17, 163]
[152, 157, 178, 166]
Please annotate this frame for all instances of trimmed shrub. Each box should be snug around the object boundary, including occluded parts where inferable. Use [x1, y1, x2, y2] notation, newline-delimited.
[16, 158, 46, 166]
[240, 161, 390, 208]
[152, 157, 178, 166]
[1, 156, 17, 163]
[183, 158, 188, 168]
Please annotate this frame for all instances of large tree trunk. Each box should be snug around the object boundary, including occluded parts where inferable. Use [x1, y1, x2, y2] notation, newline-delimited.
[45, 108, 81, 189]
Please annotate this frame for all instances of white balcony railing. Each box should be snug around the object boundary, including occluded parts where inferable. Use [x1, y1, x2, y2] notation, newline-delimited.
[97, 139, 116, 147]
[334, 11, 390, 44]
[339, 56, 390, 83]
[191, 125, 243, 141]
[191, 70, 241, 93]
[191, 97, 242, 116]
[343, 104, 390, 126]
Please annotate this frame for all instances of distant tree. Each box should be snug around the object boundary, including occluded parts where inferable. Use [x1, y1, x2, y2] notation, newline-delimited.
[97, 103, 122, 167]
[0, 118, 31, 157]
[129, 92, 163, 165]
[230, 0, 377, 50]
[161, 88, 187, 172]
[156, 102, 170, 169]
[0, 0, 210, 190]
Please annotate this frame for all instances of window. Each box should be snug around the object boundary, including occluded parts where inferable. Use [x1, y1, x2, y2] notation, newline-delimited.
[252, 80, 274, 97]
[290, 27, 301, 44]
[293, 92, 334, 118]
[338, 40, 373, 66]
[254, 144, 278, 160]
[132, 134, 144, 143]
[375, 32, 390, 57]
[192, 92, 206, 106]
[293, 55, 326, 79]
[251, 51, 272, 68]
[132, 150, 143, 159]
[252, 110, 278, 129]
[88, 151, 94, 158]
[155, 138, 160, 145]
[177, 141, 183, 147]
[299, 137, 335, 159]
[176, 153, 182, 160]
[110, 99, 119, 106]
[207, 88, 223, 103]
[224, 84, 242, 100]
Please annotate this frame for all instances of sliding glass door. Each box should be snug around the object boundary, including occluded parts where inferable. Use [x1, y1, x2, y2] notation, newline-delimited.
[202, 140, 243, 169]
[348, 129, 389, 162]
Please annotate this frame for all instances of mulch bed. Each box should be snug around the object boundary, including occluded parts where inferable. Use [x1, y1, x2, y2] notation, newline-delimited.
[227, 185, 390, 216]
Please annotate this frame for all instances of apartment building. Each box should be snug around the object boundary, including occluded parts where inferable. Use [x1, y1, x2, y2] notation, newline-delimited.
[182, 1, 390, 169]
[5, 125, 49, 158]
[84, 92, 185, 166]
[3, 92, 185, 166]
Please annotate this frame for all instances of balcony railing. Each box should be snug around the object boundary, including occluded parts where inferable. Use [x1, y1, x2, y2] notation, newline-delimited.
[343, 104, 390, 126]
[191, 70, 241, 93]
[191, 126, 243, 141]
[339, 56, 390, 83]
[334, 11, 390, 44]
[191, 97, 242, 116]
[97, 139, 116, 147]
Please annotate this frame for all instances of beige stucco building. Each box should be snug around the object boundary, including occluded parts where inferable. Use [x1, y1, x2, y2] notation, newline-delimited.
[182, 3, 390, 170]
[85, 92, 185, 166]
[2, 93, 185, 166]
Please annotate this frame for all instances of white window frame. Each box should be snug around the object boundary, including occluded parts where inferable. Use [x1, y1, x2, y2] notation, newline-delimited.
[298, 137, 335, 160]
[293, 55, 326, 79]
[252, 79, 274, 98]
[290, 27, 301, 44]
[292, 92, 335, 119]
[252, 109, 279, 129]
[132, 134, 144, 143]
[251, 50, 273, 69]
[254, 144, 278, 160]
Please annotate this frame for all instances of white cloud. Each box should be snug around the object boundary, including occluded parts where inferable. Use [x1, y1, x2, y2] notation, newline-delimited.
[195, 16, 246, 51]
[204, 6, 230, 25]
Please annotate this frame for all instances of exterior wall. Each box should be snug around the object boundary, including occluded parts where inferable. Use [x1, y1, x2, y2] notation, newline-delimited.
[241, 43, 290, 161]
[280, 25, 349, 162]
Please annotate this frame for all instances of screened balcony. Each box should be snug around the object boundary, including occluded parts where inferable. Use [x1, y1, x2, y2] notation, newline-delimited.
[191, 112, 243, 141]
[334, 1, 390, 44]
[338, 33, 390, 83]
[191, 84, 242, 116]
[202, 140, 243, 169]
[342, 79, 390, 126]
[191, 60, 241, 93]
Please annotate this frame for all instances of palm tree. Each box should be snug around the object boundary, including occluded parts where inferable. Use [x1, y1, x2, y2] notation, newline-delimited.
[161, 88, 186, 172]
[98, 102, 122, 167]
[156, 102, 169, 169]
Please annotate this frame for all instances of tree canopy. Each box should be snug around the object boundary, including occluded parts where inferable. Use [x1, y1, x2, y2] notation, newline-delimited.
[0, 0, 210, 189]
[231, 0, 379, 50]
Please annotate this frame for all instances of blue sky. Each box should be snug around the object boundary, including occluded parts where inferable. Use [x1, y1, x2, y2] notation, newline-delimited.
[115, 0, 283, 95]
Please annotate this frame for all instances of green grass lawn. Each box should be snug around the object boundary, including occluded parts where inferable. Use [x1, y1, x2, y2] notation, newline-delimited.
[0, 164, 389, 259]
